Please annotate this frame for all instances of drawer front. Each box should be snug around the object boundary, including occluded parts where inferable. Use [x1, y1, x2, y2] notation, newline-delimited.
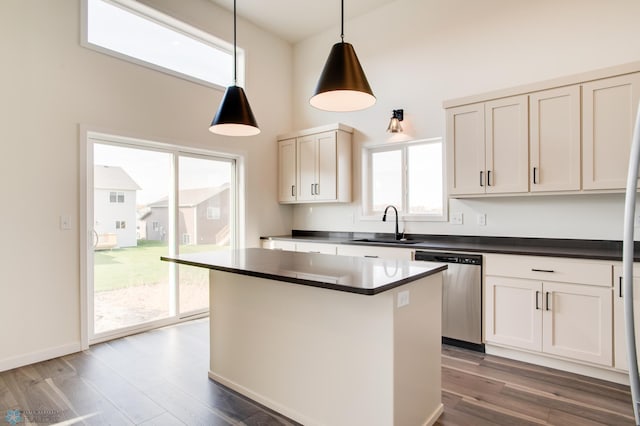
[295, 242, 337, 255]
[485, 254, 612, 287]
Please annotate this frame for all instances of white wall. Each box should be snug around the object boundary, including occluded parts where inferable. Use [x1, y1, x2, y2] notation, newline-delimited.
[0, 0, 291, 369]
[291, 0, 640, 240]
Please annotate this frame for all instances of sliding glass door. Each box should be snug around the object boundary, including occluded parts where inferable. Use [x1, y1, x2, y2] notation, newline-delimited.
[88, 134, 237, 342]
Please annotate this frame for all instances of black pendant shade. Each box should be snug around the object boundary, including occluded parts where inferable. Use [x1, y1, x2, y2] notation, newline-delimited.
[208, 0, 260, 137]
[209, 85, 259, 136]
[310, 42, 375, 112]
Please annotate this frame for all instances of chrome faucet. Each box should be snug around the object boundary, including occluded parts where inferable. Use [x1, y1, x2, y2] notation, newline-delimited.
[382, 205, 402, 240]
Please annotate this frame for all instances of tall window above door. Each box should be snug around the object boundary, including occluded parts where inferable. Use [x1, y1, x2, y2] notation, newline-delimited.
[81, 0, 242, 89]
[363, 138, 446, 221]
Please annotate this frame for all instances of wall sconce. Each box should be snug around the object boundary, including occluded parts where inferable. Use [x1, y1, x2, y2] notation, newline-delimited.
[387, 109, 404, 133]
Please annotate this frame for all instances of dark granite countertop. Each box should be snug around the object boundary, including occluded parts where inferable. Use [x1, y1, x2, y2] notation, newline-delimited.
[261, 230, 638, 262]
[161, 248, 447, 295]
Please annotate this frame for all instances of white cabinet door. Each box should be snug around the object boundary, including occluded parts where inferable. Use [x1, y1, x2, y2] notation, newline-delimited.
[296, 131, 338, 202]
[529, 86, 581, 192]
[315, 132, 337, 201]
[278, 138, 297, 202]
[542, 281, 612, 366]
[485, 276, 542, 351]
[297, 135, 317, 201]
[613, 264, 640, 371]
[485, 96, 529, 194]
[446, 103, 485, 195]
[583, 73, 640, 190]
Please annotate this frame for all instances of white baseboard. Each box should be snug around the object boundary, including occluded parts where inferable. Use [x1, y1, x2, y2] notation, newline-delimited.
[424, 403, 444, 426]
[485, 344, 630, 385]
[0, 342, 82, 373]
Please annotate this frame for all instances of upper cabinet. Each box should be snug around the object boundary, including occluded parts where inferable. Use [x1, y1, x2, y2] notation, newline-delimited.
[444, 62, 640, 197]
[529, 86, 581, 192]
[446, 103, 485, 195]
[277, 123, 352, 204]
[447, 96, 528, 196]
[485, 96, 529, 194]
[583, 73, 640, 190]
[278, 138, 297, 202]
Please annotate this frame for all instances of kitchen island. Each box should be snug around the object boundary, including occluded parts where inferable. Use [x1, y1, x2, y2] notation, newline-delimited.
[161, 248, 446, 426]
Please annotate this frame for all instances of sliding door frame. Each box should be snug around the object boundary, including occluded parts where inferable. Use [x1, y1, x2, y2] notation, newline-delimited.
[80, 126, 245, 348]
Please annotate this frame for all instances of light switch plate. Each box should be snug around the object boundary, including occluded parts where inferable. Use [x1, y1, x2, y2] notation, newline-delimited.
[60, 215, 71, 230]
[477, 213, 486, 226]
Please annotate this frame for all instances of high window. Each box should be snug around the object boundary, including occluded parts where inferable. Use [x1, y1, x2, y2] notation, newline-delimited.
[82, 0, 241, 88]
[363, 138, 446, 221]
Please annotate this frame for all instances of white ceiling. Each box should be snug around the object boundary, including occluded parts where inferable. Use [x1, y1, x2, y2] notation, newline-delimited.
[208, 0, 397, 43]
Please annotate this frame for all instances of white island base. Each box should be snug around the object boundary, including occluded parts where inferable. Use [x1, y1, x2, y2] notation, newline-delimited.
[207, 269, 443, 426]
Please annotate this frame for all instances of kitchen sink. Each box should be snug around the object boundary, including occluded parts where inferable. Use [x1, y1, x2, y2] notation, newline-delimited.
[349, 238, 421, 245]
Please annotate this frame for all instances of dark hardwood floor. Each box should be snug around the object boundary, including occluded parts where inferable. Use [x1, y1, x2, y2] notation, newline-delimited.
[0, 318, 635, 425]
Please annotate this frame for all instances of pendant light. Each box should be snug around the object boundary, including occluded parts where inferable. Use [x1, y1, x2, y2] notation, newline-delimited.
[309, 0, 376, 112]
[209, 0, 260, 136]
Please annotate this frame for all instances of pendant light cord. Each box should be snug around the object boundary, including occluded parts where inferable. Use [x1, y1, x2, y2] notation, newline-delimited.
[233, 0, 237, 84]
[340, 0, 344, 42]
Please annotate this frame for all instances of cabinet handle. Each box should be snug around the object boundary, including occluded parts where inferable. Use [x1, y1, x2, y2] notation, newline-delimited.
[533, 167, 538, 184]
[535, 290, 540, 310]
[480, 171, 484, 187]
[315, 183, 319, 195]
[291, 185, 295, 197]
[364, 255, 379, 258]
[545, 291, 551, 311]
[620, 276, 623, 298]
[487, 170, 492, 187]
[531, 268, 555, 273]
[311, 183, 315, 195]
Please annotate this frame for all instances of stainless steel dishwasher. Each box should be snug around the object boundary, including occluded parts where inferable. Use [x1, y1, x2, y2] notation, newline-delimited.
[414, 250, 484, 351]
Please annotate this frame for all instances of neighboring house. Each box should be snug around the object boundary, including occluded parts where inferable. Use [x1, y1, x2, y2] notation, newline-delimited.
[94, 165, 141, 248]
[145, 184, 230, 246]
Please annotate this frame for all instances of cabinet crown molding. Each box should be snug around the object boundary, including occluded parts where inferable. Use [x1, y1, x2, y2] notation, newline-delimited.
[443, 60, 640, 109]
[277, 122, 353, 141]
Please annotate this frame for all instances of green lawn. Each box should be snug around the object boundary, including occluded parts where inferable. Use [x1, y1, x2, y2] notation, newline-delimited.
[94, 240, 225, 292]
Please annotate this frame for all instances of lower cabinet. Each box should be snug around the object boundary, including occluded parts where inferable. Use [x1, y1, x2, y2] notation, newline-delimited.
[485, 254, 613, 367]
[613, 264, 640, 372]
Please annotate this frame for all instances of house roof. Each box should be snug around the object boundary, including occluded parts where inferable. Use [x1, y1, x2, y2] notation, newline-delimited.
[94, 165, 141, 191]
[148, 184, 229, 208]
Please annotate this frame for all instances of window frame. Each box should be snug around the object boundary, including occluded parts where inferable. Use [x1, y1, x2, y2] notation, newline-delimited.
[361, 137, 447, 222]
[80, 0, 244, 90]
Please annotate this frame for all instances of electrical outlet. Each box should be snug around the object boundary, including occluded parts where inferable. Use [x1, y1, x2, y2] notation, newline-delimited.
[477, 213, 486, 226]
[450, 212, 463, 225]
[397, 290, 410, 308]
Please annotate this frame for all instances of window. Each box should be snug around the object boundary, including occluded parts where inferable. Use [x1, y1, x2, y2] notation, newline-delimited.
[363, 138, 445, 221]
[82, 0, 241, 89]
[152, 221, 160, 231]
[115, 220, 126, 229]
[206, 206, 220, 220]
[182, 233, 191, 245]
[109, 191, 125, 203]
